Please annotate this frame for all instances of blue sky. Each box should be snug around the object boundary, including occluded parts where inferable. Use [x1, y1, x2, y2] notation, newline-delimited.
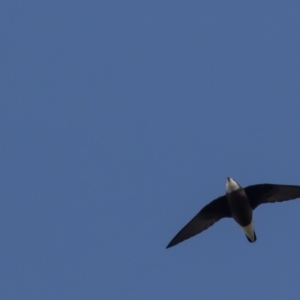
[1, 1, 300, 299]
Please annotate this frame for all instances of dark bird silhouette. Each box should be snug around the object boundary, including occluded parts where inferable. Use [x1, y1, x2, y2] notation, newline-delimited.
[166, 178, 300, 248]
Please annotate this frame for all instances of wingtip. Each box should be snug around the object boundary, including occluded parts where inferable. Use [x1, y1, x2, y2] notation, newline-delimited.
[166, 239, 177, 249]
[166, 243, 172, 249]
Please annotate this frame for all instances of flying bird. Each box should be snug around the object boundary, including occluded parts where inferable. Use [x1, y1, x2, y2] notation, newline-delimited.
[166, 178, 300, 248]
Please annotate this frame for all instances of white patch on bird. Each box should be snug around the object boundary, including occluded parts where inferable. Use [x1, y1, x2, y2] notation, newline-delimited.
[241, 219, 255, 242]
[226, 178, 240, 193]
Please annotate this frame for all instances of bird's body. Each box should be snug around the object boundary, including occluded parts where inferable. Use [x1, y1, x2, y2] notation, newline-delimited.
[226, 178, 256, 242]
[166, 178, 300, 248]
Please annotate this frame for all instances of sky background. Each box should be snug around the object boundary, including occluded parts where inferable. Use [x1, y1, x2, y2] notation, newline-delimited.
[1, 1, 300, 299]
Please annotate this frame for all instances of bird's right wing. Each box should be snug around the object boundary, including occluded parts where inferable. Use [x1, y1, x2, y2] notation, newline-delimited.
[245, 184, 300, 210]
[166, 196, 231, 248]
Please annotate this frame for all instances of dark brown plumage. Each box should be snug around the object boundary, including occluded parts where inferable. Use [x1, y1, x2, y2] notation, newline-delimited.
[166, 196, 231, 248]
[245, 184, 300, 209]
[166, 179, 300, 249]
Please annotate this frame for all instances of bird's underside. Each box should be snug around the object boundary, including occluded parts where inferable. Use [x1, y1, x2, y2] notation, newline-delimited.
[166, 180, 300, 249]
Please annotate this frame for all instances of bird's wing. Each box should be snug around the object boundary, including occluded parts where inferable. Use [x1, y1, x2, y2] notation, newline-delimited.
[166, 196, 231, 248]
[244, 184, 300, 210]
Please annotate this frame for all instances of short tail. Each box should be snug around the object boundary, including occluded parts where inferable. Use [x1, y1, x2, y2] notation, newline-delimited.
[246, 231, 257, 243]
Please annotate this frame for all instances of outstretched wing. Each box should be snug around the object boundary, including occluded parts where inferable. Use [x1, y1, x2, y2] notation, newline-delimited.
[166, 196, 231, 248]
[245, 184, 300, 210]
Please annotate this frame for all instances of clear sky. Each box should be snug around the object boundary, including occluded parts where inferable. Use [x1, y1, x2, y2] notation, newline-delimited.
[1, 1, 300, 299]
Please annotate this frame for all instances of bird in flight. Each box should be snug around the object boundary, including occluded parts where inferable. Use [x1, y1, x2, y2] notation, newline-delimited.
[166, 178, 300, 248]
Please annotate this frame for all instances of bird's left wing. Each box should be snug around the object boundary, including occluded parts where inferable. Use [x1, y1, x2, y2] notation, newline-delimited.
[166, 196, 231, 248]
[244, 184, 300, 210]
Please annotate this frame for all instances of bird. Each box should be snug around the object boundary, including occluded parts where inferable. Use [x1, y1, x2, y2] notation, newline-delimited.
[166, 177, 300, 248]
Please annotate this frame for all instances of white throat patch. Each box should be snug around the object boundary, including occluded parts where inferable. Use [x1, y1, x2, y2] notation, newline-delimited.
[226, 178, 240, 193]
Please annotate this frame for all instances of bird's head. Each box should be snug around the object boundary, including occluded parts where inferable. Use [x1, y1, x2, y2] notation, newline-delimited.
[226, 177, 241, 193]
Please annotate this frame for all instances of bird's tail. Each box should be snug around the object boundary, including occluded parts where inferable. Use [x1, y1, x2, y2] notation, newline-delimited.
[246, 231, 257, 243]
